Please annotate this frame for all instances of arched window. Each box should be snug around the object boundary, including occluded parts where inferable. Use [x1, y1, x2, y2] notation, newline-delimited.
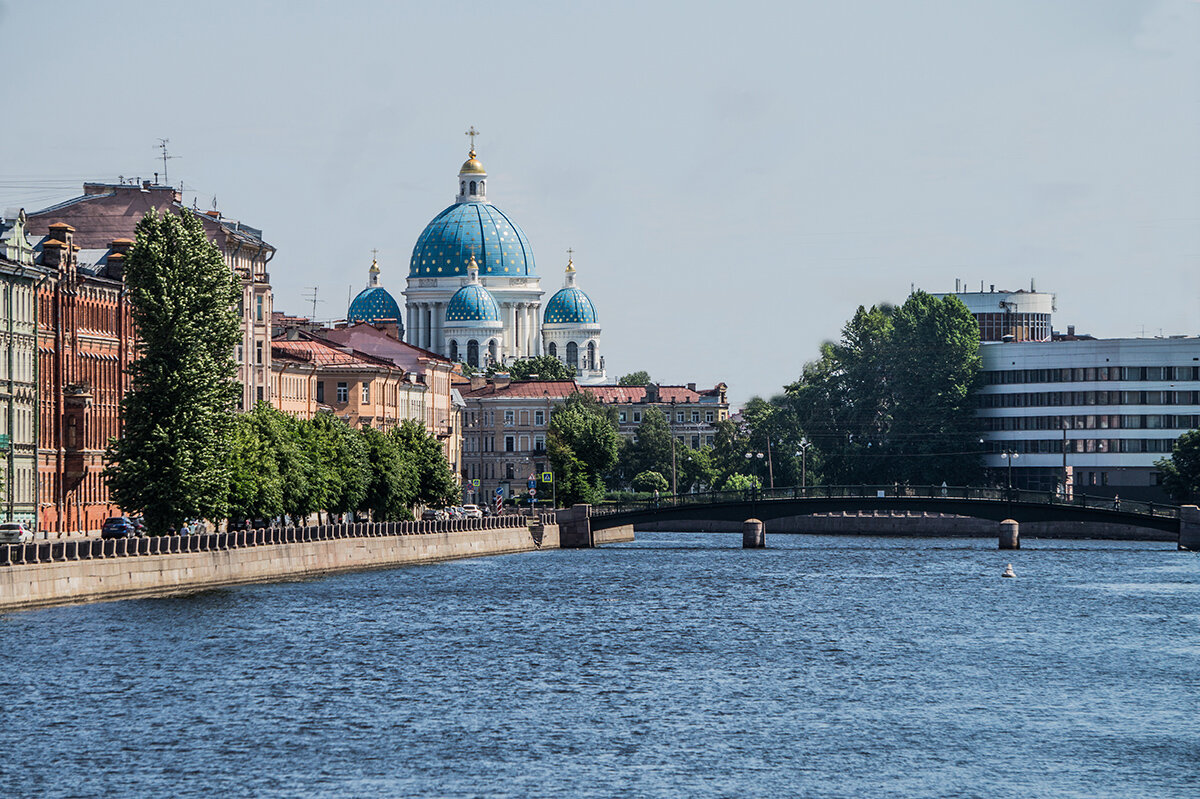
[479, 180, 485, 194]
[470, 180, 477, 195]
[467, 339, 479, 368]
[449, 340, 459, 362]
[488, 339, 498, 363]
[587, 341, 596, 370]
[548, 342, 557, 359]
[460, 181, 465, 195]
[566, 341, 578, 370]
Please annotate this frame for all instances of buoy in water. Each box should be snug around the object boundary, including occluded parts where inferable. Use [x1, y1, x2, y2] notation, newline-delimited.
[1002, 563, 1016, 578]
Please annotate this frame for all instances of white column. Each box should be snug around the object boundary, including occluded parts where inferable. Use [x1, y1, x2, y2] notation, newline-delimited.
[432, 303, 444, 355]
[505, 304, 516, 359]
[526, 305, 536, 356]
[514, 303, 525, 357]
[420, 304, 429, 350]
[405, 304, 414, 344]
[531, 305, 541, 356]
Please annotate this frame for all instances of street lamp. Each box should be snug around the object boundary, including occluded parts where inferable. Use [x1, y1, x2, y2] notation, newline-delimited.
[1003, 449, 1020, 491]
[795, 437, 812, 491]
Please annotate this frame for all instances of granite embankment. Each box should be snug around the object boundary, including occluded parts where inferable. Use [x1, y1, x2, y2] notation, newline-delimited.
[0, 515, 631, 612]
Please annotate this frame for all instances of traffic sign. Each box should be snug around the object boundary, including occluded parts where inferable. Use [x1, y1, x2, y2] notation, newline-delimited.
[471, 479, 480, 487]
[541, 472, 553, 483]
[527, 480, 536, 490]
[495, 487, 504, 496]
[529, 488, 537, 497]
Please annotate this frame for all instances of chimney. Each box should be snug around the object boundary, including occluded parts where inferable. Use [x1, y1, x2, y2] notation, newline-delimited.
[492, 374, 511, 390]
[109, 237, 134, 256]
[470, 375, 487, 391]
[687, 382, 696, 392]
[1067, 325, 1075, 337]
[646, 383, 660, 404]
[955, 278, 961, 293]
[40, 238, 65, 268]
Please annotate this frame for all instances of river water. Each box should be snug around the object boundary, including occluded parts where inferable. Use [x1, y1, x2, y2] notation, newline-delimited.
[1, 533, 1198, 798]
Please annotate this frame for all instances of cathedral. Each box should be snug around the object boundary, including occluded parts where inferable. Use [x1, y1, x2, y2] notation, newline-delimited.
[347, 133, 606, 383]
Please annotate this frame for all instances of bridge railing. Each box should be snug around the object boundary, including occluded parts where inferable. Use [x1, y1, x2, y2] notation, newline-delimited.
[589, 484, 1180, 520]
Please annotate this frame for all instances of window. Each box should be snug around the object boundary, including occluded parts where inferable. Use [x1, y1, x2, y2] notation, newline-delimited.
[255, 341, 263, 364]
[362, 383, 370, 403]
[534, 410, 544, 426]
[316, 382, 324, 403]
[506, 463, 515, 480]
[236, 344, 243, 362]
[534, 436, 544, 452]
[691, 435, 699, 448]
[691, 411, 700, 423]
[548, 342, 557, 358]
[705, 411, 714, 423]
[677, 412, 684, 423]
[257, 386, 264, 403]
[619, 411, 627, 423]
[467, 339, 479, 368]
[505, 436, 515, 452]
[470, 180, 477, 195]
[504, 410, 514, 426]
[337, 382, 348, 403]
[256, 296, 264, 321]
[450, 341, 459, 361]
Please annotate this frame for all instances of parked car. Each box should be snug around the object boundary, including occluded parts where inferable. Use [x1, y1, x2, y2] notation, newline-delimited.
[447, 506, 465, 520]
[421, 508, 448, 521]
[461, 504, 483, 519]
[129, 516, 146, 536]
[101, 517, 137, 539]
[0, 521, 34, 544]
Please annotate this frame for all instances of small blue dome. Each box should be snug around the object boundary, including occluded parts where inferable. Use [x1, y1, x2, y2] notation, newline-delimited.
[410, 202, 536, 278]
[445, 283, 501, 323]
[348, 286, 403, 326]
[544, 287, 597, 325]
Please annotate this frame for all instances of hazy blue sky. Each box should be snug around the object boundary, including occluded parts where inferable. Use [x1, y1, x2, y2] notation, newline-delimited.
[3, 0, 1197, 405]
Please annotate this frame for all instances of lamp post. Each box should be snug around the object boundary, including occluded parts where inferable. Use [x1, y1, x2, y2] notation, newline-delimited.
[1003, 450, 1020, 491]
[795, 437, 812, 492]
[669, 399, 677, 496]
[745, 450, 765, 491]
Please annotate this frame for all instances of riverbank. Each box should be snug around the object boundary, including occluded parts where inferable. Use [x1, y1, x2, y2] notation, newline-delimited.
[0, 518, 632, 612]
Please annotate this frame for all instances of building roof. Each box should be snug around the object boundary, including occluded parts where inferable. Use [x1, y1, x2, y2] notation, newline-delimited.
[461, 379, 579, 399]
[445, 282, 502, 323]
[271, 332, 396, 370]
[347, 286, 403, 325]
[543, 286, 597, 325]
[584, 385, 725, 404]
[317, 323, 452, 375]
[410, 201, 536, 279]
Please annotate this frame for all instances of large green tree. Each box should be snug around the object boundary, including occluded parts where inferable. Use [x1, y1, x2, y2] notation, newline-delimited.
[105, 209, 241, 533]
[391, 419, 460, 507]
[618, 371, 652, 386]
[1155, 430, 1200, 504]
[309, 412, 369, 516]
[361, 426, 418, 520]
[623, 405, 674, 484]
[548, 392, 621, 506]
[227, 406, 285, 522]
[784, 291, 983, 486]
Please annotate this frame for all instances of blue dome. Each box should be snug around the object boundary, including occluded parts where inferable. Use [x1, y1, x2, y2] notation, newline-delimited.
[445, 283, 501, 323]
[544, 287, 597, 325]
[348, 286, 403, 326]
[410, 202, 536, 278]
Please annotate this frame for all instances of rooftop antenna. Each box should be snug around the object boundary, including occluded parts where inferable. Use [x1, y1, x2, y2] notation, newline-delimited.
[303, 287, 323, 320]
[156, 139, 179, 186]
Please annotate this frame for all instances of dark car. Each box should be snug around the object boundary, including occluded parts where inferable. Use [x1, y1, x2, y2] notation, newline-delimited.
[101, 516, 136, 539]
[129, 516, 146, 536]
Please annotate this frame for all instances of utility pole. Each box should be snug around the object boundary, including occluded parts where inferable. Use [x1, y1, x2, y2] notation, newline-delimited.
[156, 139, 178, 186]
[766, 434, 775, 489]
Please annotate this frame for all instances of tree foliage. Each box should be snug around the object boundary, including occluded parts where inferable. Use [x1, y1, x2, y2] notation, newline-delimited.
[623, 406, 673, 483]
[783, 291, 983, 486]
[390, 419, 460, 508]
[105, 209, 241, 533]
[548, 392, 620, 506]
[1155, 430, 1200, 504]
[489, 355, 575, 382]
[631, 470, 669, 494]
[618, 371, 652, 386]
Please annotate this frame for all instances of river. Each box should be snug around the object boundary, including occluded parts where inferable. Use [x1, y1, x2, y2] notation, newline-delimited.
[1, 533, 1197, 798]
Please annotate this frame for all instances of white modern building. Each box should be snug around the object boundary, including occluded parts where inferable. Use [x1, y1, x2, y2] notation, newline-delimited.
[978, 337, 1200, 499]
[934, 280, 1055, 342]
[400, 138, 605, 381]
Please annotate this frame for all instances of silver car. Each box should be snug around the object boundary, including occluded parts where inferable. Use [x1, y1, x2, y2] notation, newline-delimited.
[0, 521, 34, 544]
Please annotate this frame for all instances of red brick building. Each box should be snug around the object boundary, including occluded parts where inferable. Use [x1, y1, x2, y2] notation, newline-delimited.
[33, 223, 134, 535]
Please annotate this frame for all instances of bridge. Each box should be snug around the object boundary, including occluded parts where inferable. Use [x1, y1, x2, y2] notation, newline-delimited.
[585, 485, 1199, 547]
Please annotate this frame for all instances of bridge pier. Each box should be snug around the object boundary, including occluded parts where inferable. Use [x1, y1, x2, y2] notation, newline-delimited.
[559, 504, 594, 548]
[1179, 505, 1200, 551]
[742, 518, 765, 549]
[999, 519, 1019, 550]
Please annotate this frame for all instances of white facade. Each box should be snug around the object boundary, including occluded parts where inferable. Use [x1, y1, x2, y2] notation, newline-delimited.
[541, 259, 606, 383]
[934, 282, 1055, 342]
[978, 337, 1200, 498]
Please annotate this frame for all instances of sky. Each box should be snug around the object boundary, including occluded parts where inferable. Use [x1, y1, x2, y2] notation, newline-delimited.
[2, 0, 1198, 407]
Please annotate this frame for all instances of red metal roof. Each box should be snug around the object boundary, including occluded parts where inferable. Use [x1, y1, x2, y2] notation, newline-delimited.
[271, 335, 394, 368]
[461, 380, 579, 399]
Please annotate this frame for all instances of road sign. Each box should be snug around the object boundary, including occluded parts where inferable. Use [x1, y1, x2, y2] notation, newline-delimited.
[527, 480, 536, 490]
[529, 488, 537, 497]
[541, 472, 553, 483]
[471, 479, 480, 487]
[528, 473, 536, 482]
[495, 487, 504, 496]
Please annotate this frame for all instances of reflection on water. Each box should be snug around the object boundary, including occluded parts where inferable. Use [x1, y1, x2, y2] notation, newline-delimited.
[1, 534, 1197, 798]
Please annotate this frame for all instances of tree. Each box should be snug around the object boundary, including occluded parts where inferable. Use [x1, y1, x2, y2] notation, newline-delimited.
[618, 371, 652, 386]
[721, 473, 761, 492]
[783, 292, 983, 486]
[631, 470, 669, 494]
[309, 412, 369, 516]
[227, 405, 284, 522]
[1156, 430, 1200, 504]
[104, 209, 241, 534]
[391, 419, 460, 507]
[678, 446, 717, 493]
[489, 355, 575, 382]
[361, 426, 418, 520]
[623, 406, 673, 483]
[548, 392, 620, 506]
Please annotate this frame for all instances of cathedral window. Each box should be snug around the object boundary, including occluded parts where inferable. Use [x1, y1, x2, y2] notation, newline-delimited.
[566, 342, 578, 370]
[587, 341, 596, 370]
[548, 342, 557, 358]
[470, 180, 477, 195]
[467, 339, 479, 368]
[450, 340, 459, 362]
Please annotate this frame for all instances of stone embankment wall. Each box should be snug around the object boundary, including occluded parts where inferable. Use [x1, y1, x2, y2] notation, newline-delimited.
[0, 516, 559, 613]
[634, 511, 1176, 542]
